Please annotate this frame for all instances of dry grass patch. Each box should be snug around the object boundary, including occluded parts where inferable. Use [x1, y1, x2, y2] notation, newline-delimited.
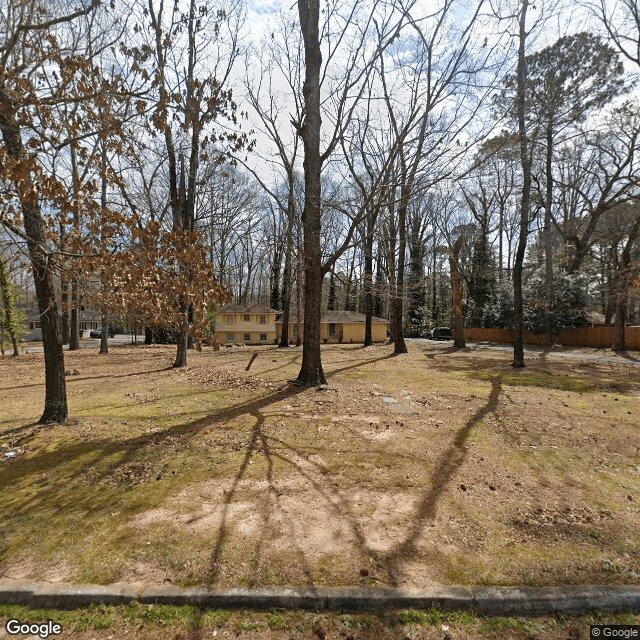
[1, 342, 639, 589]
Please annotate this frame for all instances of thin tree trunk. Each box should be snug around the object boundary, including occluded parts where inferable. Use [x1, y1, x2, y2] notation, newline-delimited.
[174, 301, 188, 367]
[386, 214, 398, 344]
[0, 255, 19, 356]
[513, 0, 531, 369]
[99, 315, 109, 355]
[394, 193, 408, 354]
[450, 237, 466, 349]
[278, 212, 294, 348]
[296, 245, 302, 347]
[69, 282, 80, 349]
[543, 125, 554, 347]
[431, 232, 438, 324]
[60, 279, 70, 345]
[612, 288, 627, 351]
[363, 215, 374, 346]
[612, 212, 640, 351]
[327, 272, 336, 310]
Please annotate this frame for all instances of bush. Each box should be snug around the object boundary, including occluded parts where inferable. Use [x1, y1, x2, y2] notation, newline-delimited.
[523, 272, 589, 334]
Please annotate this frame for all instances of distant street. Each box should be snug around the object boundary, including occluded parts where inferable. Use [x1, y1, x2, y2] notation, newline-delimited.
[19, 334, 136, 354]
[410, 338, 640, 366]
[12, 336, 640, 367]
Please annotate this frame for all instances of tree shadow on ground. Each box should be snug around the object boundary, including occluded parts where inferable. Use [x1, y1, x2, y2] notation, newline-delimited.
[1, 352, 395, 548]
[379, 375, 502, 585]
[616, 350, 640, 363]
[202, 352, 398, 586]
[202, 372, 503, 590]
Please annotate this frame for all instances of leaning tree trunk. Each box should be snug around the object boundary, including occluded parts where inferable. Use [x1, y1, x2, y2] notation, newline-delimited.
[513, 0, 531, 369]
[295, 0, 326, 386]
[1, 90, 67, 422]
[450, 237, 466, 349]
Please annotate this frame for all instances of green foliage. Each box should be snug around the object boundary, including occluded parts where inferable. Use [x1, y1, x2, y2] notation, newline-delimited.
[474, 279, 514, 329]
[467, 235, 497, 327]
[523, 272, 590, 334]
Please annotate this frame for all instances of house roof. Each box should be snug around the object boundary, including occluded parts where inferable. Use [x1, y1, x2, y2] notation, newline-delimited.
[221, 303, 278, 314]
[277, 310, 387, 324]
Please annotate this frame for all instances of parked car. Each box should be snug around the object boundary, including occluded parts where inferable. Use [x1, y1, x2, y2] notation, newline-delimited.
[428, 326, 452, 340]
[89, 328, 115, 338]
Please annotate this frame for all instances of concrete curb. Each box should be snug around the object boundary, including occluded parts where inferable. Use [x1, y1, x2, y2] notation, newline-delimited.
[1, 580, 639, 615]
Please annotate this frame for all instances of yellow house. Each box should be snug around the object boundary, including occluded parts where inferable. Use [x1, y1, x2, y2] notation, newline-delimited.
[276, 310, 388, 344]
[215, 304, 278, 345]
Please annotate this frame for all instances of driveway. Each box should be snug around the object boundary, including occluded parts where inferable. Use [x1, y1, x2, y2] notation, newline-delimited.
[409, 337, 640, 366]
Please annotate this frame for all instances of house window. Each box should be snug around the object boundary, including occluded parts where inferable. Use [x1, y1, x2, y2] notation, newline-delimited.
[226, 314, 234, 324]
[329, 323, 336, 337]
[259, 314, 267, 324]
[260, 333, 267, 341]
[244, 333, 251, 341]
[227, 332, 234, 341]
[243, 314, 250, 322]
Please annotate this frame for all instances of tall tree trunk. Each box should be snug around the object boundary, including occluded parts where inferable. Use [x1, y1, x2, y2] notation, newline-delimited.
[363, 215, 374, 346]
[327, 272, 336, 310]
[68, 140, 82, 351]
[513, 0, 531, 369]
[612, 288, 627, 352]
[296, 243, 302, 347]
[450, 237, 466, 349]
[0, 255, 19, 356]
[278, 212, 294, 348]
[431, 232, 438, 324]
[270, 241, 282, 311]
[386, 212, 398, 344]
[1, 89, 67, 422]
[393, 192, 408, 354]
[295, 0, 326, 385]
[99, 315, 109, 355]
[69, 282, 80, 349]
[174, 301, 188, 367]
[612, 212, 640, 351]
[145, 327, 153, 344]
[373, 239, 384, 319]
[60, 279, 70, 345]
[543, 124, 554, 347]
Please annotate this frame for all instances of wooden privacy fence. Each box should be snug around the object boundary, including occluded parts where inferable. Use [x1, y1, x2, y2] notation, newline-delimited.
[464, 326, 640, 350]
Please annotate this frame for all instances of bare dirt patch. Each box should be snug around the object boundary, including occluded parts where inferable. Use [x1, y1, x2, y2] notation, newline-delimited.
[1, 342, 639, 590]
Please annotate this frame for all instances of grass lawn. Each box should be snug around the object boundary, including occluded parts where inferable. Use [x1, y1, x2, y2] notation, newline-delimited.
[1, 602, 639, 639]
[1, 342, 639, 590]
